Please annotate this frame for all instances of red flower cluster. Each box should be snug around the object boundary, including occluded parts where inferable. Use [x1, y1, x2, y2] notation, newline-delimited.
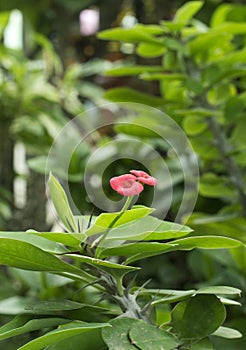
[110, 170, 157, 196]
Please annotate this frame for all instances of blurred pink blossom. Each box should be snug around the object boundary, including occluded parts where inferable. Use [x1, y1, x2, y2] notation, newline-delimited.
[79, 9, 99, 36]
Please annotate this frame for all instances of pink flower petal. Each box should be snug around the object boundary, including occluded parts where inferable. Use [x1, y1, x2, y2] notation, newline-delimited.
[137, 176, 157, 186]
[110, 174, 143, 196]
[130, 170, 157, 186]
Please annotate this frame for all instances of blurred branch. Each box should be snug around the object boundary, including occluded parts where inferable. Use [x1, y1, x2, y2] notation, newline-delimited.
[206, 115, 246, 217]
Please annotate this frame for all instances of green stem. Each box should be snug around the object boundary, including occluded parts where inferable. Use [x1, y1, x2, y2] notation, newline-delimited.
[120, 196, 134, 212]
[40, 272, 48, 291]
[95, 196, 134, 258]
[115, 276, 124, 296]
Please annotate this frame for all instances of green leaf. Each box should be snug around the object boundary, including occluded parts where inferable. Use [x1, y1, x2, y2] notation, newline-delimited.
[98, 26, 162, 45]
[65, 254, 139, 280]
[199, 173, 236, 199]
[211, 22, 246, 35]
[0, 296, 110, 316]
[115, 121, 159, 138]
[17, 322, 110, 350]
[211, 4, 246, 27]
[102, 318, 141, 350]
[141, 73, 185, 82]
[45, 328, 106, 350]
[24, 300, 91, 314]
[0, 11, 10, 38]
[31, 232, 85, 248]
[188, 32, 232, 55]
[48, 173, 77, 232]
[161, 20, 186, 31]
[105, 216, 192, 241]
[85, 206, 154, 236]
[0, 231, 67, 254]
[101, 236, 242, 263]
[225, 95, 245, 120]
[214, 48, 246, 66]
[219, 297, 241, 306]
[196, 286, 241, 296]
[0, 315, 69, 341]
[183, 115, 207, 136]
[0, 238, 93, 282]
[212, 326, 242, 339]
[190, 337, 213, 350]
[103, 87, 165, 107]
[0, 296, 36, 315]
[137, 43, 166, 58]
[185, 78, 204, 95]
[172, 294, 226, 339]
[141, 286, 241, 306]
[149, 290, 196, 305]
[171, 236, 243, 250]
[104, 65, 163, 76]
[100, 242, 176, 263]
[173, 1, 203, 24]
[129, 322, 178, 350]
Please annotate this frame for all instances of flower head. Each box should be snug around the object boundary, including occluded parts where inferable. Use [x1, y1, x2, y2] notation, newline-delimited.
[130, 170, 157, 186]
[110, 174, 144, 196]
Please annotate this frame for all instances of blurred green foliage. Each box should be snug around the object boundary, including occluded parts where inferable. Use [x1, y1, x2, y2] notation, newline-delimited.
[1, 1, 246, 349]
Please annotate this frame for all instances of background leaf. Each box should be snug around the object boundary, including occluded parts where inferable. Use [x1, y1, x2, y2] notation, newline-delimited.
[171, 294, 226, 339]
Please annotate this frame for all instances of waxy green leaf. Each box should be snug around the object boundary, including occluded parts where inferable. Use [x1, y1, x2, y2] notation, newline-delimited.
[104, 65, 163, 76]
[0, 315, 69, 341]
[0, 231, 67, 254]
[102, 318, 142, 350]
[212, 326, 242, 339]
[129, 322, 178, 350]
[18, 321, 110, 350]
[0, 238, 95, 283]
[32, 232, 85, 248]
[100, 242, 176, 263]
[85, 206, 154, 236]
[172, 294, 226, 339]
[66, 254, 139, 280]
[48, 173, 77, 232]
[173, 1, 203, 24]
[104, 87, 165, 107]
[98, 26, 163, 45]
[105, 216, 192, 241]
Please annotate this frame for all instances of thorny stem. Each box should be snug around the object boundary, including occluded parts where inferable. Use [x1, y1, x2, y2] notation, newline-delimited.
[103, 275, 149, 322]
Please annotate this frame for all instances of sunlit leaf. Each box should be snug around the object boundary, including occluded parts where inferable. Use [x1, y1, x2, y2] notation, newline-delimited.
[173, 1, 203, 24]
[212, 326, 242, 339]
[85, 206, 154, 236]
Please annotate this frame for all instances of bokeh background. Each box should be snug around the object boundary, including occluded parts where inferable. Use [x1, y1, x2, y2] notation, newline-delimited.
[0, 1, 246, 349]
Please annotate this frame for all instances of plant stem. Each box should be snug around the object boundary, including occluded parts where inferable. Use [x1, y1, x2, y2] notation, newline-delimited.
[206, 116, 246, 216]
[120, 196, 134, 212]
[40, 272, 48, 291]
[113, 288, 149, 322]
[95, 196, 134, 258]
